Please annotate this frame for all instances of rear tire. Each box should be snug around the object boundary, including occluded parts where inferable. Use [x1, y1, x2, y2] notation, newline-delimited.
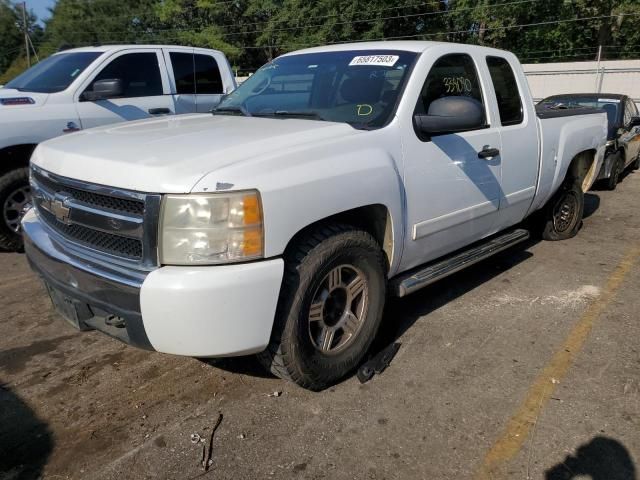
[0, 168, 30, 252]
[631, 154, 640, 171]
[605, 153, 623, 191]
[258, 224, 387, 391]
[532, 178, 584, 241]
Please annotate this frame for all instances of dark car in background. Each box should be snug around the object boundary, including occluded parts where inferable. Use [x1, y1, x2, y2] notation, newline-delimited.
[538, 93, 640, 190]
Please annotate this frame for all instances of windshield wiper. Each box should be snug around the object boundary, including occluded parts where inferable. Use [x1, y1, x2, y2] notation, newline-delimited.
[255, 110, 326, 121]
[211, 105, 251, 117]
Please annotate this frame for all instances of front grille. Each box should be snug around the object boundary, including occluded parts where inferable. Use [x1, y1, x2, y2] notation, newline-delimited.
[33, 170, 144, 215]
[31, 166, 159, 266]
[39, 208, 143, 259]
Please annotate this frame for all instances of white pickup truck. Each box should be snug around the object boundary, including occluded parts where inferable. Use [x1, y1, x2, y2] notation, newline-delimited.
[0, 45, 236, 250]
[23, 42, 607, 390]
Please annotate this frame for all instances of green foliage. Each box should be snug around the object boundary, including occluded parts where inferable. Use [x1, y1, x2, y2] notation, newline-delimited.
[0, 0, 41, 79]
[3, 0, 640, 80]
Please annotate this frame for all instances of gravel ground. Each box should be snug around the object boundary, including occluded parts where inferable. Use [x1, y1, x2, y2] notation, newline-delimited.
[1, 170, 639, 480]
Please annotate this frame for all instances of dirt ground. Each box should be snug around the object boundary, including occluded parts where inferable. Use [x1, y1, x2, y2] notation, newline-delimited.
[1, 171, 639, 480]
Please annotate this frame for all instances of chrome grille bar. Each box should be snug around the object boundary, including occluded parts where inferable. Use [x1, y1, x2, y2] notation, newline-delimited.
[30, 165, 160, 269]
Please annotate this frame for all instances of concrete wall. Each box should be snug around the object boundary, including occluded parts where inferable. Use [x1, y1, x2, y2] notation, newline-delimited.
[523, 59, 640, 106]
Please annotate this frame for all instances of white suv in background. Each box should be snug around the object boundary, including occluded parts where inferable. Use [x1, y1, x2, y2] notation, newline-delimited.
[0, 45, 236, 250]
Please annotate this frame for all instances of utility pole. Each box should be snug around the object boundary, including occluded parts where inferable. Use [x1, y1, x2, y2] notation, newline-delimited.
[21, 2, 30, 67]
[594, 45, 603, 93]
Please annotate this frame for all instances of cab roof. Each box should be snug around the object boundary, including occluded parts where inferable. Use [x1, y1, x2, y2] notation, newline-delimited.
[53, 44, 222, 55]
[282, 40, 512, 56]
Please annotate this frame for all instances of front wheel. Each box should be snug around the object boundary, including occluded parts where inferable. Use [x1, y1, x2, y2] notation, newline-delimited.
[532, 178, 585, 241]
[0, 167, 31, 251]
[258, 224, 387, 391]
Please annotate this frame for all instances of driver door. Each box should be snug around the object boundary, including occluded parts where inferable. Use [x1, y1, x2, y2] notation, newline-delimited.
[621, 99, 640, 166]
[400, 53, 503, 268]
[75, 49, 174, 130]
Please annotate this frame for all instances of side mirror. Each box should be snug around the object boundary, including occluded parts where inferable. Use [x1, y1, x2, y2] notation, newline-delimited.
[414, 96, 485, 136]
[629, 116, 640, 129]
[82, 78, 123, 101]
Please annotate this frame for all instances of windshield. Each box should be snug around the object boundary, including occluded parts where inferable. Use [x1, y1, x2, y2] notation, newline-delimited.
[216, 50, 418, 129]
[6, 52, 102, 93]
[538, 96, 620, 124]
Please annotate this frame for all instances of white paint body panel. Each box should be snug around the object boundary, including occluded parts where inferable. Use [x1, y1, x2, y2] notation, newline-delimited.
[140, 259, 284, 357]
[26, 41, 608, 357]
[0, 45, 235, 152]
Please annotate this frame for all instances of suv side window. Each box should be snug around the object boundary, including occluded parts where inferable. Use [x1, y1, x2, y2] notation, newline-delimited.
[415, 53, 485, 124]
[486, 56, 523, 126]
[88, 52, 163, 98]
[170, 52, 195, 94]
[194, 54, 223, 94]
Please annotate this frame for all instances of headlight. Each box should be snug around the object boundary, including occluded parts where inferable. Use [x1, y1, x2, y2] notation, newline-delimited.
[159, 191, 263, 265]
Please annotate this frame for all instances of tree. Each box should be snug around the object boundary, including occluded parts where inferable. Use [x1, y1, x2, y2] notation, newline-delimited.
[0, 1, 42, 82]
[39, 0, 159, 56]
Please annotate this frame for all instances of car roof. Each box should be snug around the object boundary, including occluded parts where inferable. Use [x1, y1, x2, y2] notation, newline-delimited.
[53, 45, 222, 55]
[543, 93, 627, 100]
[281, 40, 512, 56]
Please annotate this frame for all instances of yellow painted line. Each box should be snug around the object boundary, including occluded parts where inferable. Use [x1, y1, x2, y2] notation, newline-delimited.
[475, 245, 640, 480]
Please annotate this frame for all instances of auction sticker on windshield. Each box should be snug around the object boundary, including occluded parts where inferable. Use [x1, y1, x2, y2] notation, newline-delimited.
[349, 55, 399, 67]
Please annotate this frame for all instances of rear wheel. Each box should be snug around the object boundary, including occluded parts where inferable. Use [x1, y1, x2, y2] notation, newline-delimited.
[631, 154, 640, 171]
[532, 178, 584, 241]
[258, 224, 387, 391]
[605, 153, 623, 191]
[0, 168, 31, 251]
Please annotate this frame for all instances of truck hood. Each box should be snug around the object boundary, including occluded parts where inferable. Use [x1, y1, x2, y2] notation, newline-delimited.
[32, 114, 361, 193]
[0, 88, 49, 108]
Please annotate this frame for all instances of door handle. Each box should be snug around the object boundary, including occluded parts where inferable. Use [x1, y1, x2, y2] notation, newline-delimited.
[478, 147, 500, 159]
[148, 108, 171, 115]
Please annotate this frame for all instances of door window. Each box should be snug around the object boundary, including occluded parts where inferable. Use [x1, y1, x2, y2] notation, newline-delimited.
[625, 99, 638, 126]
[415, 53, 485, 123]
[486, 56, 523, 126]
[87, 52, 163, 98]
[194, 54, 223, 94]
[169, 52, 224, 95]
[170, 52, 195, 94]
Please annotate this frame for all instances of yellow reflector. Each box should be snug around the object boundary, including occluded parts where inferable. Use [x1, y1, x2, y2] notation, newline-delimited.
[243, 228, 263, 257]
[243, 194, 262, 225]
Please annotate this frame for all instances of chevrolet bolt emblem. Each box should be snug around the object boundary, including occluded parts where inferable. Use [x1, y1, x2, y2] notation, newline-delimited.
[41, 194, 72, 225]
[51, 198, 72, 224]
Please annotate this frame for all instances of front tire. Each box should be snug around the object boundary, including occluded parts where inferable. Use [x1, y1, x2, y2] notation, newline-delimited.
[533, 178, 585, 241]
[0, 168, 31, 251]
[258, 224, 387, 391]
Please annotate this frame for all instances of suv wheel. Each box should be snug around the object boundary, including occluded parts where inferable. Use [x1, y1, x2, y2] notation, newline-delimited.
[258, 224, 387, 391]
[0, 168, 31, 251]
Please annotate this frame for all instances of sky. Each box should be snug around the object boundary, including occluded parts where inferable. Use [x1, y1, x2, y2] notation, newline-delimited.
[16, 0, 56, 23]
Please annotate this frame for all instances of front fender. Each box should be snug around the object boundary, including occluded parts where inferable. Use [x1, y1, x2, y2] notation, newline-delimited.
[192, 131, 405, 275]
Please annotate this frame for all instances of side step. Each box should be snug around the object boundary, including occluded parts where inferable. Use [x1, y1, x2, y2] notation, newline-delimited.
[391, 229, 530, 297]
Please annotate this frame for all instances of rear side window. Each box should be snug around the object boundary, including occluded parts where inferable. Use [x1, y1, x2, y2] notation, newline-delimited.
[194, 54, 223, 94]
[486, 56, 523, 126]
[89, 52, 163, 98]
[169, 53, 223, 94]
[170, 52, 195, 95]
[624, 99, 638, 126]
[415, 53, 485, 119]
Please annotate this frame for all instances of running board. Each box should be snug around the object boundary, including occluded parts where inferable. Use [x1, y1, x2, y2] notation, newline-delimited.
[391, 229, 530, 297]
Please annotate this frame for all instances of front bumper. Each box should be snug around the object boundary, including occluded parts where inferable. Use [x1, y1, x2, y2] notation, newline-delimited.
[23, 209, 284, 357]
